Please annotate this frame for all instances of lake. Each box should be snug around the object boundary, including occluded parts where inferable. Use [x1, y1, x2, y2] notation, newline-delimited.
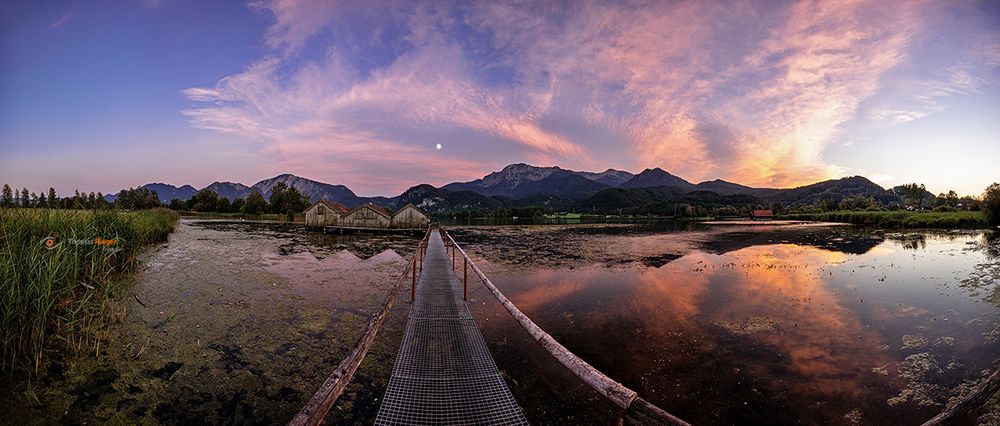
[452, 224, 1000, 424]
[3, 221, 997, 425]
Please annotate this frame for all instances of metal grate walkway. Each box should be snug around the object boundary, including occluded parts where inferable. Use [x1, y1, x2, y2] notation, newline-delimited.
[375, 230, 528, 425]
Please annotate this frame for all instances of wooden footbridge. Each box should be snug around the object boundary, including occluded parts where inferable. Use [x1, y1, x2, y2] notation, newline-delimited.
[289, 225, 689, 425]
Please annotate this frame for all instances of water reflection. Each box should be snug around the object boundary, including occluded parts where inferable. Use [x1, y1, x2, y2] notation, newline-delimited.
[472, 230, 1000, 425]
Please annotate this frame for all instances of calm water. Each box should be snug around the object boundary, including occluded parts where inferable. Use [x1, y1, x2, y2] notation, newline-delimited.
[458, 226, 1000, 425]
[4, 222, 997, 425]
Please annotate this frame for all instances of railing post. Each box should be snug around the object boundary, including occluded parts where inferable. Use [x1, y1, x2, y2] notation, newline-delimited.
[463, 257, 468, 301]
[452, 241, 456, 271]
[411, 256, 416, 302]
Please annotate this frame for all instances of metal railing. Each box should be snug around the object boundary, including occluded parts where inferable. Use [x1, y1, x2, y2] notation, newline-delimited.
[289, 224, 432, 426]
[440, 225, 690, 426]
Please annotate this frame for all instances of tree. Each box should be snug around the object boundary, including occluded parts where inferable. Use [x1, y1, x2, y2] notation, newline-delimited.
[243, 191, 267, 215]
[943, 190, 958, 208]
[216, 196, 232, 213]
[21, 188, 29, 208]
[839, 195, 875, 211]
[189, 189, 220, 212]
[716, 206, 739, 217]
[267, 182, 289, 214]
[37, 193, 47, 208]
[95, 192, 109, 209]
[899, 183, 928, 209]
[168, 198, 185, 210]
[1, 184, 12, 208]
[983, 183, 1000, 226]
[268, 183, 309, 219]
[48, 188, 57, 208]
[115, 187, 160, 210]
[231, 197, 245, 213]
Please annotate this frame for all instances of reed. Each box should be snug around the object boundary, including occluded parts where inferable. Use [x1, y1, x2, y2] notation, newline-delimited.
[0, 207, 178, 374]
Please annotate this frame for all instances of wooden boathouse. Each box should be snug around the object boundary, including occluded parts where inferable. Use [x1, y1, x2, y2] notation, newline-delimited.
[304, 201, 431, 233]
[304, 200, 350, 227]
[391, 204, 431, 228]
[342, 204, 393, 228]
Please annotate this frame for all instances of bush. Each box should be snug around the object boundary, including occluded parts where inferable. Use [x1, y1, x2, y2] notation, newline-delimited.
[933, 205, 957, 212]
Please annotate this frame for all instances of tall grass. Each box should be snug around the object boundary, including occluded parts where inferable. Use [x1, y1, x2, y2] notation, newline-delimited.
[778, 210, 988, 228]
[0, 207, 178, 374]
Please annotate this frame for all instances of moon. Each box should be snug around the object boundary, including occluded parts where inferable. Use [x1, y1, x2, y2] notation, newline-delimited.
[435, 143, 442, 150]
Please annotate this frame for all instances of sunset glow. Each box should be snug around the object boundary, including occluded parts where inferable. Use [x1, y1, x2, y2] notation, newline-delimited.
[1, 0, 998, 196]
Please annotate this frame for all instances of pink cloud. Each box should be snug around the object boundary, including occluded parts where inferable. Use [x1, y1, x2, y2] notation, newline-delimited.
[182, 0, 994, 193]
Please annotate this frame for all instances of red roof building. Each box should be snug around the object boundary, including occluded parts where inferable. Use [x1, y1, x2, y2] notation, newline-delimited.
[751, 209, 774, 220]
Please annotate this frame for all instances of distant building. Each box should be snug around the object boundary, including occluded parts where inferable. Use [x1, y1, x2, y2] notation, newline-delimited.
[304, 200, 349, 227]
[751, 209, 773, 220]
[391, 204, 431, 229]
[341, 204, 393, 228]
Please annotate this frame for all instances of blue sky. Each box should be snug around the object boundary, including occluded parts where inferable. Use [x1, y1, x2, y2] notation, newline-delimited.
[1, 0, 998, 197]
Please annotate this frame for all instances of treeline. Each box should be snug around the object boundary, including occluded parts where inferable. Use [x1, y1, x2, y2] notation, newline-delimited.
[888, 183, 981, 212]
[0, 182, 312, 219]
[785, 183, 1000, 226]
[1, 184, 170, 211]
[444, 206, 547, 218]
[1, 184, 112, 209]
[165, 182, 310, 218]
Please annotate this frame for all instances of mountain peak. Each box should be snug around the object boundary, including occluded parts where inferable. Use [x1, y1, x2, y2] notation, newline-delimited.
[480, 164, 562, 188]
[619, 167, 693, 189]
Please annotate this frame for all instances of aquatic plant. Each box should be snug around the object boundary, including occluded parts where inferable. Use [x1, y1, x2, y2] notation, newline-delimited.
[0, 207, 178, 374]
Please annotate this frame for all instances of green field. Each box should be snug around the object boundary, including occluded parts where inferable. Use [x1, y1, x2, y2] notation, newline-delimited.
[778, 210, 989, 228]
[0, 208, 179, 374]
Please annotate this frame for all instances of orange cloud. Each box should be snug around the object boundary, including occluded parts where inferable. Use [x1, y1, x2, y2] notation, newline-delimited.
[182, 0, 989, 192]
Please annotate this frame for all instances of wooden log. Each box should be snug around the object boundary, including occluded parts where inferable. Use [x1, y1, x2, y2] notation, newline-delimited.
[922, 368, 1000, 426]
[624, 397, 690, 426]
[288, 226, 431, 426]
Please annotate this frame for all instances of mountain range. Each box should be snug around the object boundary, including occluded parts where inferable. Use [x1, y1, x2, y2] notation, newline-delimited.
[108, 163, 901, 213]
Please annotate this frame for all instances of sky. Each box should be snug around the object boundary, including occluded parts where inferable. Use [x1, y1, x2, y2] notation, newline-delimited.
[1, 0, 998, 197]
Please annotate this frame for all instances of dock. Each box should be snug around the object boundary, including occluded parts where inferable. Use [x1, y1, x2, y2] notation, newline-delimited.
[375, 229, 527, 424]
[323, 226, 426, 235]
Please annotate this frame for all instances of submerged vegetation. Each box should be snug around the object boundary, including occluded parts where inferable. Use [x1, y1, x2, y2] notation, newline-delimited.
[0, 207, 178, 374]
[778, 210, 988, 228]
